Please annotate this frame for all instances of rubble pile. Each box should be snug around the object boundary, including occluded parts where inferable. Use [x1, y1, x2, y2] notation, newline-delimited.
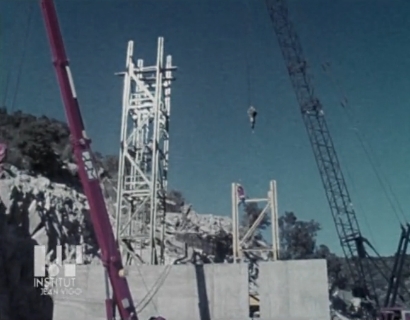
[0, 167, 60, 320]
[0, 166, 269, 264]
[0, 166, 97, 263]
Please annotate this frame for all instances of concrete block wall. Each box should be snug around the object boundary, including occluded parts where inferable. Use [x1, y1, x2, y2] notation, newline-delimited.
[259, 259, 330, 320]
[51, 260, 329, 320]
[52, 263, 249, 320]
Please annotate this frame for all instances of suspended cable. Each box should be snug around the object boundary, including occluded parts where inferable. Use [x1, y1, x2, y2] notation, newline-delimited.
[243, 0, 253, 107]
[324, 63, 405, 224]
[352, 127, 405, 224]
[246, 58, 252, 106]
[1, 9, 20, 108]
[342, 100, 409, 223]
[322, 62, 407, 224]
[345, 99, 407, 225]
[10, 2, 34, 112]
[337, 149, 378, 247]
[136, 264, 172, 313]
[1, 72, 10, 108]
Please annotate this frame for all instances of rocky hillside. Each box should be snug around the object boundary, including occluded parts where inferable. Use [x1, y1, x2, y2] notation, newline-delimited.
[0, 165, 243, 263]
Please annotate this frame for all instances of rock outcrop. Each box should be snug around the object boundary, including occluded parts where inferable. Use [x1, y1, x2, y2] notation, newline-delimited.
[0, 169, 56, 319]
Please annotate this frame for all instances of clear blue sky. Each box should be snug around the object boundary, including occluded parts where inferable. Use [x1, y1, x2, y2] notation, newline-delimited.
[1, 0, 410, 256]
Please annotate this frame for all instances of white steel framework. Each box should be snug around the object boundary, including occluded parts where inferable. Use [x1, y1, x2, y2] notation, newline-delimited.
[115, 37, 176, 265]
[231, 180, 280, 262]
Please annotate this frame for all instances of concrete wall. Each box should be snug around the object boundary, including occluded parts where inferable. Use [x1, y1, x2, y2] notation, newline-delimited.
[259, 259, 330, 320]
[52, 263, 249, 320]
[52, 260, 330, 320]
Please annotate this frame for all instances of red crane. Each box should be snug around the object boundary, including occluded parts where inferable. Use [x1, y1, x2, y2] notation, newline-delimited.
[39, 0, 150, 319]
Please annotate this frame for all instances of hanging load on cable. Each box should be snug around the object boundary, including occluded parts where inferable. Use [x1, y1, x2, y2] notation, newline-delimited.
[242, 0, 258, 133]
[247, 106, 257, 131]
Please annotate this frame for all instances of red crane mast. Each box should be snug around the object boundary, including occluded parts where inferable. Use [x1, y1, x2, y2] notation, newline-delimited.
[39, 0, 138, 319]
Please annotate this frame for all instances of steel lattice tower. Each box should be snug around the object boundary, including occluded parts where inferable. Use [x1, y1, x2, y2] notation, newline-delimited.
[115, 37, 176, 265]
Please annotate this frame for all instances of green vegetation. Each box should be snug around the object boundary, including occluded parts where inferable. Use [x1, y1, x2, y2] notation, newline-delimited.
[0, 108, 115, 186]
[0, 108, 69, 173]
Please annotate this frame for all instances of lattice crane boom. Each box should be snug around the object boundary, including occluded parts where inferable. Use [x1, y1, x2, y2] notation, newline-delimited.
[264, 0, 370, 295]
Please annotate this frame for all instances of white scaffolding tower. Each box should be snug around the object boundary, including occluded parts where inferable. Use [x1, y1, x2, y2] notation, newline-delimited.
[231, 180, 280, 262]
[115, 37, 176, 265]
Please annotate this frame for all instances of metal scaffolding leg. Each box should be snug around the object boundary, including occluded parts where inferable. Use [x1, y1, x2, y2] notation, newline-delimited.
[231, 180, 280, 262]
[114, 37, 177, 265]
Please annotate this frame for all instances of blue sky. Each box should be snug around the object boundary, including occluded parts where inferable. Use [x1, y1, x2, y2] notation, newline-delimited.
[1, 0, 410, 256]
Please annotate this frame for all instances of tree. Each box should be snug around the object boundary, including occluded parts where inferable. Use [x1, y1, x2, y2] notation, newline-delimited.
[315, 244, 348, 290]
[278, 211, 347, 289]
[17, 121, 61, 176]
[241, 202, 271, 230]
[238, 203, 271, 244]
[102, 155, 119, 178]
[166, 190, 185, 212]
[279, 211, 320, 260]
[0, 109, 71, 179]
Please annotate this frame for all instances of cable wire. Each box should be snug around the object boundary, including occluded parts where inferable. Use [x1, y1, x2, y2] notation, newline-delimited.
[322, 61, 407, 224]
[244, 0, 253, 106]
[336, 144, 378, 247]
[97, 169, 172, 314]
[1, 6, 20, 108]
[136, 264, 173, 313]
[10, 2, 34, 112]
[1, 72, 10, 108]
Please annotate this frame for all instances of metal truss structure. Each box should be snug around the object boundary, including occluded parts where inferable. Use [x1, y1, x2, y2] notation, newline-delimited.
[115, 37, 176, 265]
[231, 180, 280, 262]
